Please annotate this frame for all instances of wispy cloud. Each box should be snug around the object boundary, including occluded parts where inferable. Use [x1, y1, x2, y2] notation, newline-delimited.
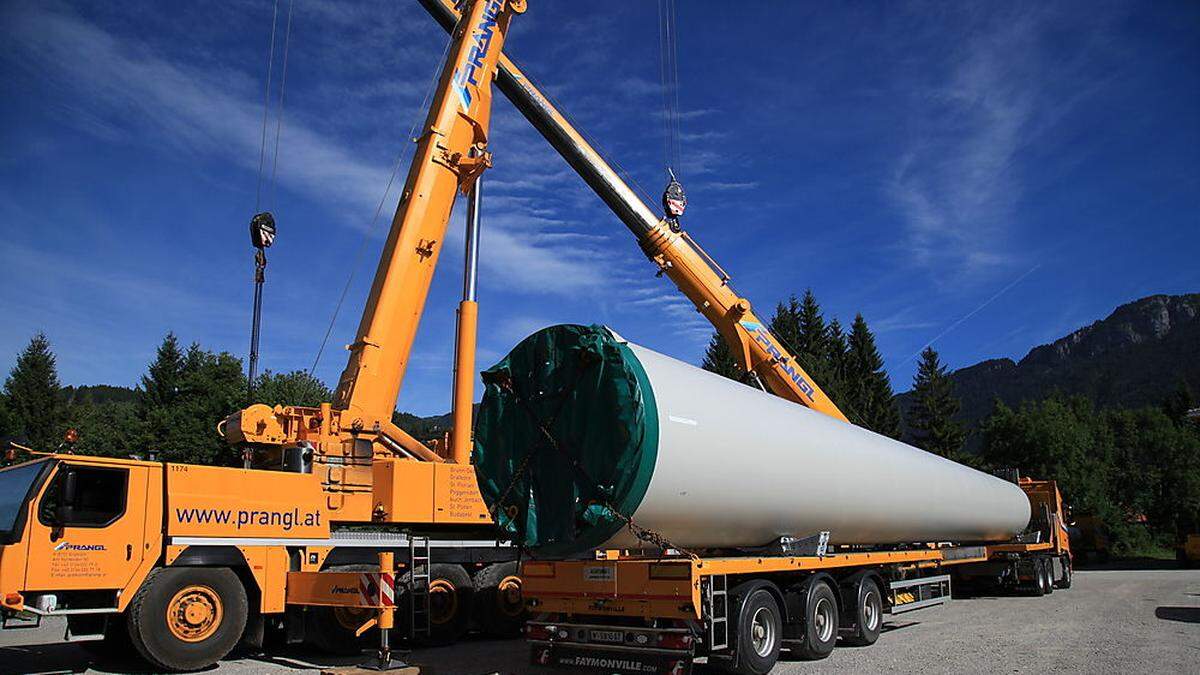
[3, 2, 619, 298]
[898, 263, 1041, 364]
[886, 9, 1048, 275]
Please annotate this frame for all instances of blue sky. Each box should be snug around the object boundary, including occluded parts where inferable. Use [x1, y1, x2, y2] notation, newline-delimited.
[1, 1, 1197, 415]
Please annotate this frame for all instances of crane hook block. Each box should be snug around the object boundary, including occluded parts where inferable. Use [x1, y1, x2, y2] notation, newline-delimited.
[662, 174, 687, 226]
[250, 212, 277, 249]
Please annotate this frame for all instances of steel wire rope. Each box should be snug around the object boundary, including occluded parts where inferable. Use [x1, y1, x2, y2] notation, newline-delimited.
[657, 0, 682, 176]
[308, 36, 455, 377]
[254, 0, 280, 213]
[267, 0, 296, 213]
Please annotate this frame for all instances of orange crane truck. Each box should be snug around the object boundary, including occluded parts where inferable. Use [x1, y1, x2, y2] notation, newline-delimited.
[1, 1, 529, 670]
[415, 2, 1074, 674]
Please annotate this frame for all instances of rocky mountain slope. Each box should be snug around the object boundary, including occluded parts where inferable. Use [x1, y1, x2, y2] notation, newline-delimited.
[899, 293, 1200, 426]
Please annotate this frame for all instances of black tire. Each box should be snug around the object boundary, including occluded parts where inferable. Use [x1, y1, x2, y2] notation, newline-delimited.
[1056, 556, 1072, 589]
[842, 577, 882, 647]
[794, 581, 839, 661]
[127, 567, 248, 672]
[1041, 558, 1054, 595]
[403, 563, 473, 645]
[472, 561, 525, 638]
[305, 564, 376, 656]
[1025, 559, 1046, 597]
[726, 587, 782, 675]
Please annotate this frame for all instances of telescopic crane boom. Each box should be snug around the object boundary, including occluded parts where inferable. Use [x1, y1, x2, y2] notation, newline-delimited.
[419, 0, 849, 423]
[221, 0, 526, 524]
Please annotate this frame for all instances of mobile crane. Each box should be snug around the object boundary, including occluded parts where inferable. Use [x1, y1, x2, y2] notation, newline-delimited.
[0, 1, 1069, 673]
[1, 1, 526, 670]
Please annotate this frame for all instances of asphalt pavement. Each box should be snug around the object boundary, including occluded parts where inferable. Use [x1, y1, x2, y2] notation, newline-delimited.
[1, 565, 1197, 674]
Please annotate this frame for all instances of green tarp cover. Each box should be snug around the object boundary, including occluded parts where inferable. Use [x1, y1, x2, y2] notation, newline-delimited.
[472, 324, 659, 556]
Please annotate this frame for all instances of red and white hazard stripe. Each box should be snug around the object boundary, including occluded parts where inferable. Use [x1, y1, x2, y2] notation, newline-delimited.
[359, 572, 395, 607]
[380, 570, 395, 607]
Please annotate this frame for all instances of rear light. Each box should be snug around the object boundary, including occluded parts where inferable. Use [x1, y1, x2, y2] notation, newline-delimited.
[3, 593, 23, 608]
[527, 624, 552, 640]
[658, 633, 694, 649]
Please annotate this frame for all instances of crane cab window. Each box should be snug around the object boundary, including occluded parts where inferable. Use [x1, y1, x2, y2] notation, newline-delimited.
[38, 465, 128, 528]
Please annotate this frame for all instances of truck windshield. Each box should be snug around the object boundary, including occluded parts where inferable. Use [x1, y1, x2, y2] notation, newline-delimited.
[0, 459, 50, 544]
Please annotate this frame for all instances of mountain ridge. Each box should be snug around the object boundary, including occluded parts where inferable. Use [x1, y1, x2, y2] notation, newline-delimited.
[899, 292, 1200, 427]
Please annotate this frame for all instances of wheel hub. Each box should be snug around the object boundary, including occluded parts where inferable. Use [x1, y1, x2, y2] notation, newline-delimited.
[497, 576, 524, 617]
[166, 585, 223, 643]
[750, 606, 775, 657]
[429, 579, 458, 626]
[813, 597, 834, 642]
[863, 590, 879, 630]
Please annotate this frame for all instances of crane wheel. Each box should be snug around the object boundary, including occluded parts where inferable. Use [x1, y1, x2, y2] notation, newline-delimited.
[403, 563, 473, 645]
[841, 577, 882, 647]
[472, 561, 525, 637]
[127, 567, 247, 672]
[306, 564, 377, 656]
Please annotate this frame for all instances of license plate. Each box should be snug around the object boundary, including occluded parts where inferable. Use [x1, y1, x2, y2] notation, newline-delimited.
[589, 629, 625, 643]
[530, 645, 690, 675]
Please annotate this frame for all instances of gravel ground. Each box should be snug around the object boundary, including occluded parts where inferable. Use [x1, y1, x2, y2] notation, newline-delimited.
[2, 566, 1197, 675]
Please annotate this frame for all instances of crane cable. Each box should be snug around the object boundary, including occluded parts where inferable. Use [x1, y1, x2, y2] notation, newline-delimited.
[247, 0, 294, 396]
[657, 0, 687, 225]
[308, 35, 456, 377]
[657, 0, 682, 174]
[254, 1, 280, 214]
[268, 0, 295, 213]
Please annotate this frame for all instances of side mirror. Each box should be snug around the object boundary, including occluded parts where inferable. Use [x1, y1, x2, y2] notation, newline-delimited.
[53, 469, 78, 525]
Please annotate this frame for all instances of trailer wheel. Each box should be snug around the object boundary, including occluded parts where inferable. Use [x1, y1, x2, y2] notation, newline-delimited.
[305, 565, 378, 656]
[473, 561, 525, 637]
[1056, 557, 1072, 589]
[1031, 559, 1048, 596]
[794, 580, 839, 661]
[127, 567, 247, 672]
[726, 587, 782, 675]
[404, 563, 473, 645]
[842, 577, 882, 647]
[1041, 558, 1054, 595]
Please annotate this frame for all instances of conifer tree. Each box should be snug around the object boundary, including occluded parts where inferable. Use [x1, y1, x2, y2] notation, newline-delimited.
[796, 289, 829, 369]
[907, 346, 966, 459]
[770, 290, 835, 392]
[768, 295, 803, 356]
[700, 332, 749, 383]
[140, 332, 183, 410]
[825, 318, 849, 405]
[845, 314, 901, 438]
[3, 332, 64, 450]
[138, 334, 246, 465]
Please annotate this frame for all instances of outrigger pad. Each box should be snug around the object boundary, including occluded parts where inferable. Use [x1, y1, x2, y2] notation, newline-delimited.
[473, 324, 660, 556]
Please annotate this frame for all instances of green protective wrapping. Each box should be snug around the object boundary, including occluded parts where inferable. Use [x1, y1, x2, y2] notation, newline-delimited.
[472, 324, 659, 556]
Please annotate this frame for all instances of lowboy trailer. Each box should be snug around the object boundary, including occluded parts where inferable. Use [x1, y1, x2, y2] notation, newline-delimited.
[522, 476, 1072, 675]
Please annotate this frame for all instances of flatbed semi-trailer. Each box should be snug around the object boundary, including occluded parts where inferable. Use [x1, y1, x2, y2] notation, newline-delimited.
[521, 476, 1072, 675]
